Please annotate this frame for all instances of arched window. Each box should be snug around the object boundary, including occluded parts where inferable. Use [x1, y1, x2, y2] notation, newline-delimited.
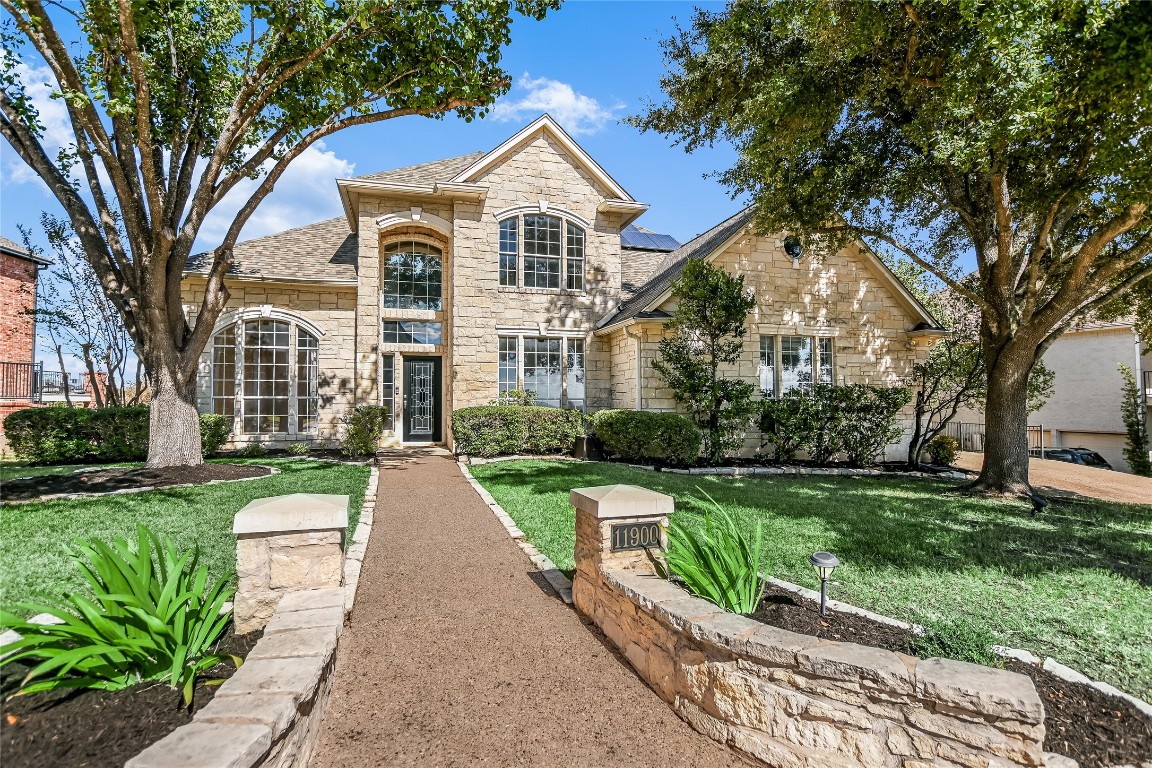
[498, 214, 585, 291]
[383, 240, 443, 310]
[211, 318, 319, 435]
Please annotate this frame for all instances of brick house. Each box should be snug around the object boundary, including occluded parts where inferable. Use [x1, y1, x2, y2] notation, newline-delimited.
[1, 235, 50, 450]
[183, 115, 942, 455]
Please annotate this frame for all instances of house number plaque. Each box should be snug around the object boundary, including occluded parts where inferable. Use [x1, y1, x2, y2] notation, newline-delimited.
[609, 521, 662, 552]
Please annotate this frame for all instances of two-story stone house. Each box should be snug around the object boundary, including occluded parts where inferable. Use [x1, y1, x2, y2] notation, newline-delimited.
[183, 115, 942, 454]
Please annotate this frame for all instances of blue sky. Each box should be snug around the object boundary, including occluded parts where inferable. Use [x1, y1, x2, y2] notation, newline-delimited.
[1, 1, 741, 254]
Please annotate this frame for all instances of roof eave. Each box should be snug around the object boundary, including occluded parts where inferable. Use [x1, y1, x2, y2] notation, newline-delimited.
[182, 272, 358, 288]
[336, 178, 487, 232]
[0, 245, 52, 266]
[598, 199, 649, 228]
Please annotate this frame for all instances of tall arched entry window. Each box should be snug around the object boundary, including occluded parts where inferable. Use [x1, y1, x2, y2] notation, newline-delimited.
[211, 317, 320, 435]
[382, 240, 443, 310]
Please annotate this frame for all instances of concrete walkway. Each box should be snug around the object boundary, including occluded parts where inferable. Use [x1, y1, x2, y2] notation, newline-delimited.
[310, 450, 742, 767]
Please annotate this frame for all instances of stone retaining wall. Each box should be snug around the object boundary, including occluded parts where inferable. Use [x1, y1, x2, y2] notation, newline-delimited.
[571, 484, 1047, 768]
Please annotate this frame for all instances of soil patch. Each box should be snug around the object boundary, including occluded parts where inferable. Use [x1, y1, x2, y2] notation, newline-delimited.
[0, 627, 260, 768]
[1, 463, 271, 502]
[751, 584, 1152, 767]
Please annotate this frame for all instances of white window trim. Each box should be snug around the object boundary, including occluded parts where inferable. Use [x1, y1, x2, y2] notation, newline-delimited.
[497, 332, 588, 410]
[758, 333, 835, 398]
[496, 210, 588, 292]
[211, 318, 320, 436]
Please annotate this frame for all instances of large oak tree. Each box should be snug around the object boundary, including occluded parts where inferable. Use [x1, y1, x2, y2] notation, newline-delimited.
[634, 0, 1152, 494]
[1, 0, 556, 466]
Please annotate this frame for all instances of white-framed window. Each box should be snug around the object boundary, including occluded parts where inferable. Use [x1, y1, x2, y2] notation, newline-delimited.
[497, 334, 586, 410]
[382, 240, 442, 310]
[380, 353, 396, 431]
[498, 213, 586, 291]
[211, 317, 319, 435]
[759, 335, 834, 397]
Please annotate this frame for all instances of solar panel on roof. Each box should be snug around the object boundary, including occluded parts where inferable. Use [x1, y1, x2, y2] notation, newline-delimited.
[621, 224, 680, 252]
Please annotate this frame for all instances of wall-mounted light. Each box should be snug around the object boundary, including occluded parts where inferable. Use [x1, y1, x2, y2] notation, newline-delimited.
[784, 236, 803, 269]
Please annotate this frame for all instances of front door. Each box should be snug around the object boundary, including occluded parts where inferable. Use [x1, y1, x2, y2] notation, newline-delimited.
[402, 356, 442, 442]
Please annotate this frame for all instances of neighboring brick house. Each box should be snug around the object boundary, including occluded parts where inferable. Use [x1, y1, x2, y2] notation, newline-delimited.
[183, 115, 942, 455]
[1, 235, 51, 451]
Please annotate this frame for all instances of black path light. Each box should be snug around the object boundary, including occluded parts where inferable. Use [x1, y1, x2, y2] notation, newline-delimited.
[809, 551, 840, 618]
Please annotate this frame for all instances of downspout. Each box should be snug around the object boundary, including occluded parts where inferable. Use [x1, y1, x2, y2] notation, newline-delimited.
[624, 326, 643, 410]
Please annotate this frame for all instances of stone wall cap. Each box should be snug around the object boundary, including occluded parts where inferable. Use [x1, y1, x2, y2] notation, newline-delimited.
[570, 484, 673, 519]
[233, 493, 349, 534]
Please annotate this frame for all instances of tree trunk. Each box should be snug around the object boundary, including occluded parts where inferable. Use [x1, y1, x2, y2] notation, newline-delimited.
[972, 344, 1035, 495]
[55, 344, 73, 408]
[146, 361, 203, 467]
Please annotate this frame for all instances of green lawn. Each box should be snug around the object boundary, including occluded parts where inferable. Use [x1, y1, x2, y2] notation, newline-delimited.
[1, 458, 371, 607]
[470, 460, 1152, 698]
[0, 460, 143, 480]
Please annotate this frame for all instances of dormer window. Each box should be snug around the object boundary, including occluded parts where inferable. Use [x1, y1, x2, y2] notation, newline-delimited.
[498, 213, 585, 291]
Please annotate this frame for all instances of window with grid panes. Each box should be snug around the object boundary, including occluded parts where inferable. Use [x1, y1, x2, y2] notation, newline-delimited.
[499, 213, 585, 291]
[382, 240, 442, 310]
[497, 335, 586, 410]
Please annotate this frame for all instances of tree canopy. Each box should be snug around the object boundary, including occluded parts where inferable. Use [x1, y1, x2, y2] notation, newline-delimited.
[635, 0, 1152, 493]
[1, 0, 557, 465]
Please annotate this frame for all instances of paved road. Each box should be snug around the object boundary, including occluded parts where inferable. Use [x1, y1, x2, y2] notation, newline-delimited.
[310, 450, 743, 768]
[955, 453, 1152, 505]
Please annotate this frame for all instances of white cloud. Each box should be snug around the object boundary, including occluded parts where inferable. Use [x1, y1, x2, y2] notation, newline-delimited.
[490, 74, 623, 135]
[2, 57, 76, 188]
[196, 141, 355, 249]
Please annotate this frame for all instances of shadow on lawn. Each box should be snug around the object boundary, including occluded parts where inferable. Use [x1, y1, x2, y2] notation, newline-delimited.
[482, 461, 1152, 587]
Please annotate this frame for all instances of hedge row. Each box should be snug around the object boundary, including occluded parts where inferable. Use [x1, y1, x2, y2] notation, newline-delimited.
[451, 406, 584, 458]
[3, 407, 234, 464]
[589, 410, 701, 466]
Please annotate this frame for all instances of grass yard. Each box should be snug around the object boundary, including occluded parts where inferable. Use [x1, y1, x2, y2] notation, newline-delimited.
[0, 458, 371, 607]
[0, 460, 143, 480]
[471, 460, 1152, 699]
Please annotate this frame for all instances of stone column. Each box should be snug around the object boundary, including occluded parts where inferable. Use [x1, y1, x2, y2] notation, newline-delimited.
[570, 484, 672, 618]
[233, 493, 349, 634]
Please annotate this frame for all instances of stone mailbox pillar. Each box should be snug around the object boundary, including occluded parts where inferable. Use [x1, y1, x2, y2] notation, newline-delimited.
[233, 493, 349, 634]
[570, 484, 672, 619]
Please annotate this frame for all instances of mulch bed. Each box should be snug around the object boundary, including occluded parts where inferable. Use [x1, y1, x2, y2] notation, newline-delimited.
[0, 627, 261, 768]
[1, 463, 272, 502]
[751, 584, 1152, 768]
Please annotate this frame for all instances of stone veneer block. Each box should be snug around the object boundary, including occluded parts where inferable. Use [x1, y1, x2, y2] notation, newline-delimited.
[215, 657, 326, 703]
[796, 641, 916, 695]
[246, 626, 339, 662]
[126, 722, 271, 768]
[233, 495, 348, 634]
[194, 693, 300, 738]
[915, 657, 1044, 724]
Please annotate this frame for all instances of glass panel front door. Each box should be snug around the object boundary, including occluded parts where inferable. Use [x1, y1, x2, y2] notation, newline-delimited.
[402, 356, 442, 442]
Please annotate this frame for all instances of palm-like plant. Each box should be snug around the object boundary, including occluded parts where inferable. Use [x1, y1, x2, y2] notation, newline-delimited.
[661, 492, 767, 614]
[1, 525, 238, 707]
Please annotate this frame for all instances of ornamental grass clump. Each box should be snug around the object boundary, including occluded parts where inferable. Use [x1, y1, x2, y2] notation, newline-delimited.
[0, 525, 239, 708]
[662, 492, 766, 615]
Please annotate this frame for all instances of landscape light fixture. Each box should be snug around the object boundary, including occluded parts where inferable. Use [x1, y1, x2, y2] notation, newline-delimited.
[809, 551, 840, 618]
[1029, 493, 1050, 517]
[784, 235, 803, 269]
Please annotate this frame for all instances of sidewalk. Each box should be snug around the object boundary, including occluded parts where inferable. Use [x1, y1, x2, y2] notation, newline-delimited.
[310, 450, 741, 767]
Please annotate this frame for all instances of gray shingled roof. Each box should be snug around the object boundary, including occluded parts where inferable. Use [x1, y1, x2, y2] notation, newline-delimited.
[187, 217, 357, 282]
[620, 249, 668, 299]
[0, 234, 52, 265]
[599, 209, 754, 329]
[352, 152, 484, 185]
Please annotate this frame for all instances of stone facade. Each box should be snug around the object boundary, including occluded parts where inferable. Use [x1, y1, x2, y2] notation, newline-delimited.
[571, 485, 1048, 768]
[181, 115, 940, 452]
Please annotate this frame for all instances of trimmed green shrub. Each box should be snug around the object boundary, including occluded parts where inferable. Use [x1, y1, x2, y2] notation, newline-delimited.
[452, 406, 584, 458]
[286, 442, 311, 456]
[235, 443, 267, 458]
[926, 434, 961, 466]
[199, 413, 231, 457]
[341, 405, 390, 458]
[589, 409, 701, 466]
[659, 492, 766, 615]
[0, 525, 238, 707]
[492, 389, 537, 406]
[760, 384, 909, 466]
[2, 406, 149, 463]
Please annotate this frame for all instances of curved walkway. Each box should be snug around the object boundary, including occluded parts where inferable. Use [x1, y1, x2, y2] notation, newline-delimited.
[311, 450, 742, 767]
[955, 453, 1152, 505]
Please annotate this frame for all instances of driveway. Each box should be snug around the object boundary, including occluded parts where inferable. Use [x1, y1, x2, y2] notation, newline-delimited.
[955, 452, 1152, 505]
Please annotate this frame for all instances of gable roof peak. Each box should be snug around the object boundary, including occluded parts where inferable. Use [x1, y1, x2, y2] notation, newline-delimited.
[449, 113, 637, 204]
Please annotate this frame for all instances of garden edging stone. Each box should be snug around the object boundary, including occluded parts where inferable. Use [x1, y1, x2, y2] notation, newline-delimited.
[125, 470, 377, 768]
[457, 460, 573, 603]
[3, 464, 281, 505]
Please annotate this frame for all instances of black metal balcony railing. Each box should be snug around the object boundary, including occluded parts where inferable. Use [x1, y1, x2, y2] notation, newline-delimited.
[0, 361, 88, 402]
